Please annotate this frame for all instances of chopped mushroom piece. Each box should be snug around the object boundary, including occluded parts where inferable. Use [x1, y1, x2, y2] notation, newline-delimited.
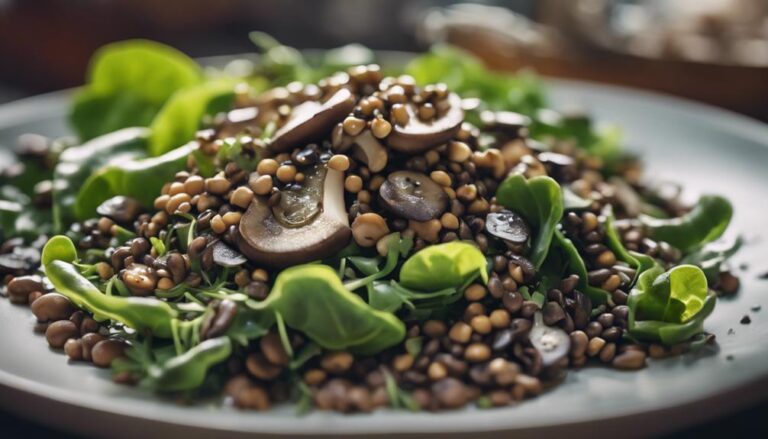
[386, 93, 464, 154]
[379, 171, 448, 221]
[269, 88, 356, 153]
[352, 130, 388, 173]
[237, 164, 350, 267]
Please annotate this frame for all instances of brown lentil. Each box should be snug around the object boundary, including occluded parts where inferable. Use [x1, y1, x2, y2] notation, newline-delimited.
[328, 154, 351, 172]
[276, 165, 297, 183]
[91, 339, 127, 368]
[449, 322, 473, 344]
[256, 158, 279, 175]
[321, 351, 354, 374]
[464, 284, 486, 302]
[464, 343, 491, 362]
[344, 175, 363, 193]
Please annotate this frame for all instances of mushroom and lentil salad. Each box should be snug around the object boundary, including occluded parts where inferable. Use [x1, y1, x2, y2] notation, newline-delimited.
[0, 35, 741, 413]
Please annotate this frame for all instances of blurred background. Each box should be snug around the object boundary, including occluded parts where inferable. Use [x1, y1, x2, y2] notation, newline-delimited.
[0, 0, 767, 120]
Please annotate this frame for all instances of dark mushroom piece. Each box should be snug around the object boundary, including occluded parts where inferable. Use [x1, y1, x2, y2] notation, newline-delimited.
[217, 107, 261, 138]
[237, 164, 350, 267]
[379, 171, 448, 221]
[211, 240, 247, 267]
[485, 209, 530, 245]
[529, 312, 571, 367]
[386, 93, 464, 154]
[268, 88, 356, 153]
[96, 196, 143, 224]
[0, 246, 41, 276]
[480, 110, 531, 138]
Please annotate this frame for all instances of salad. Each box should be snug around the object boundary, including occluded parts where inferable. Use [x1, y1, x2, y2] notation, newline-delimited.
[0, 34, 740, 413]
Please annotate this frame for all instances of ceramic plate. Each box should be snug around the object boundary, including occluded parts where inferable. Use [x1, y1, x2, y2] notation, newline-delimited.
[1, 79, 767, 438]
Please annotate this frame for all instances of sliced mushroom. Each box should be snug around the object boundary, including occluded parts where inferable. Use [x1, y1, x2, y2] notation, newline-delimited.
[211, 240, 247, 267]
[237, 164, 350, 267]
[268, 88, 356, 153]
[96, 196, 143, 224]
[379, 171, 448, 221]
[529, 312, 570, 367]
[386, 93, 463, 154]
[480, 110, 531, 137]
[485, 209, 530, 244]
[352, 130, 388, 173]
[217, 107, 260, 138]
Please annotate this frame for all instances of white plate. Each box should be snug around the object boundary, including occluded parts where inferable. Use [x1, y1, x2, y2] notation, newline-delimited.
[1, 79, 767, 438]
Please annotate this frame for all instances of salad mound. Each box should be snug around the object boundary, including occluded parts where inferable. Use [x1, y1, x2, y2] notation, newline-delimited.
[0, 36, 739, 413]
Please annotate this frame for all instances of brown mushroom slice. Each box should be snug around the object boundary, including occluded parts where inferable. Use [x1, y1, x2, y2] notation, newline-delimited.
[386, 93, 464, 154]
[352, 130, 388, 173]
[237, 164, 350, 267]
[217, 107, 260, 138]
[379, 171, 448, 221]
[268, 88, 356, 153]
[480, 110, 531, 137]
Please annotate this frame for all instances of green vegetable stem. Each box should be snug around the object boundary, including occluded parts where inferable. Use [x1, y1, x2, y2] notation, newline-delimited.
[149, 336, 232, 392]
[43, 235, 178, 338]
[627, 264, 715, 345]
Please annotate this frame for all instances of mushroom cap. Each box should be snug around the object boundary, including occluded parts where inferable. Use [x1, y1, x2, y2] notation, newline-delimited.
[386, 93, 464, 154]
[379, 171, 448, 221]
[237, 167, 351, 267]
[268, 88, 356, 153]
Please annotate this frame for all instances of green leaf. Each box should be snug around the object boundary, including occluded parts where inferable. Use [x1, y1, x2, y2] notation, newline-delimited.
[41, 234, 78, 265]
[45, 259, 178, 338]
[0, 199, 51, 241]
[250, 264, 405, 355]
[149, 80, 236, 156]
[71, 40, 201, 141]
[399, 241, 488, 291]
[681, 236, 743, 283]
[226, 308, 273, 347]
[52, 127, 149, 230]
[74, 141, 199, 219]
[367, 281, 412, 313]
[249, 32, 312, 84]
[628, 263, 715, 345]
[368, 279, 460, 315]
[640, 195, 733, 252]
[405, 45, 544, 115]
[343, 233, 412, 292]
[546, 230, 609, 302]
[148, 336, 232, 392]
[70, 91, 158, 142]
[495, 174, 564, 268]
